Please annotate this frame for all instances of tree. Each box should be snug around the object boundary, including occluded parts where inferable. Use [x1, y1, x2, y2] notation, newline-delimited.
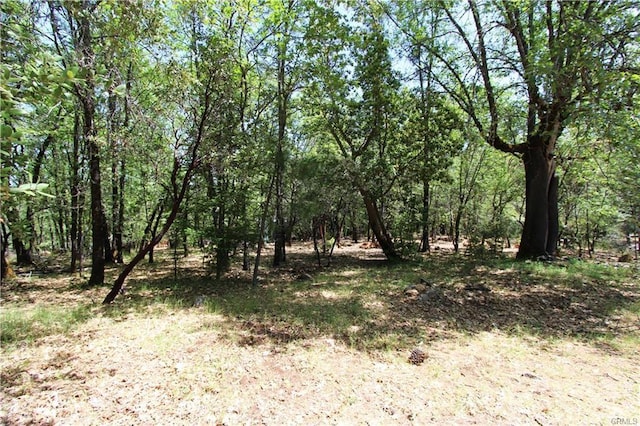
[387, 2, 463, 253]
[1, 0, 72, 272]
[103, 0, 237, 303]
[305, 2, 401, 260]
[401, 0, 640, 259]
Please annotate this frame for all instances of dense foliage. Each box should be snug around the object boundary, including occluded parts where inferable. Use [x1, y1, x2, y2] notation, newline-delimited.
[1, 0, 638, 292]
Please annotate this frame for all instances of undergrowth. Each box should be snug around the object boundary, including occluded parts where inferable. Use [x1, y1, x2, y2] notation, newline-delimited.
[1, 249, 638, 354]
[1, 304, 92, 346]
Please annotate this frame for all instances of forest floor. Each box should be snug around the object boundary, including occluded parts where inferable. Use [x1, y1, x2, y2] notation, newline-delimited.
[1, 242, 639, 425]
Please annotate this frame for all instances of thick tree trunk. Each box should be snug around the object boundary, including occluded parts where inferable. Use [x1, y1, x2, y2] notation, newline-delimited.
[517, 145, 558, 259]
[13, 237, 32, 265]
[87, 122, 105, 284]
[361, 189, 398, 260]
[74, 3, 104, 286]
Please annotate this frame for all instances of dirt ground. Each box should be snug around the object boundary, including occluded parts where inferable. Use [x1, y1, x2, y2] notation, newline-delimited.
[1, 243, 639, 425]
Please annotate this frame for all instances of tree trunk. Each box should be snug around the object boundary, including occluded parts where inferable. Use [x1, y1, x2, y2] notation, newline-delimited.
[103, 209, 113, 264]
[419, 180, 430, 252]
[253, 175, 276, 286]
[20, 133, 55, 266]
[1, 221, 12, 280]
[147, 200, 165, 264]
[111, 62, 131, 264]
[273, 50, 287, 267]
[69, 112, 84, 273]
[453, 208, 462, 253]
[113, 158, 125, 263]
[350, 209, 359, 243]
[361, 189, 398, 260]
[13, 237, 32, 265]
[109, 93, 124, 264]
[74, 4, 105, 286]
[86, 109, 105, 284]
[517, 144, 558, 259]
[215, 196, 229, 280]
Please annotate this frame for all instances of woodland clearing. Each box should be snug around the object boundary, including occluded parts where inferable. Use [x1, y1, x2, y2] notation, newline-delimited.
[1, 242, 639, 425]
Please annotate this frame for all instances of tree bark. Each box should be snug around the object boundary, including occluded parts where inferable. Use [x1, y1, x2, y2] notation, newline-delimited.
[517, 142, 558, 259]
[1, 220, 12, 280]
[273, 47, 288, 267]
[419, 181, 430, 252]
[69, 112, 84, 273]
[253, 174, 276, 286]
[361, 189, 398, 260]
[73, 2, 105, 286]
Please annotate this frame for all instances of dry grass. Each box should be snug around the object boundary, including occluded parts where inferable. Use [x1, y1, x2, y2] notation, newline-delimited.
[1, 242, 639, 425]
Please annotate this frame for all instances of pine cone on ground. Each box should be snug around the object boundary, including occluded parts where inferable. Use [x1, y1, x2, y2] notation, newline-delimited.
[408, 348, 426, 365]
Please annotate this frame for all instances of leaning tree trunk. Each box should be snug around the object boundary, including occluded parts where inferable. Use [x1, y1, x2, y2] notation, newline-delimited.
[517, 143, 559, 259]
[361, 189, 399, 260]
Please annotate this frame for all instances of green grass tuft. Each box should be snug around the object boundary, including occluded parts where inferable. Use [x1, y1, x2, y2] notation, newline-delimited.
[1, 304, 92, 345]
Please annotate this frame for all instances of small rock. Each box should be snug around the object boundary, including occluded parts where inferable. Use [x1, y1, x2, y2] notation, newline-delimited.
[521, 372, 538, 379]
[404, 288, 419, 297]
[418, 287, 442, 302]
[193, 295, 206, 307]
[414, 283, 427, 292]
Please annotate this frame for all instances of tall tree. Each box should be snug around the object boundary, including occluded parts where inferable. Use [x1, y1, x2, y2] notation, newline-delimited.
[103, 0, 237, 303]
[305, 2, 401, 260]
[401, 0, 640, 259]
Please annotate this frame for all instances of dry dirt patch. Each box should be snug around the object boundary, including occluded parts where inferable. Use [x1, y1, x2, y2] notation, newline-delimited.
[2, 308, 639, 425]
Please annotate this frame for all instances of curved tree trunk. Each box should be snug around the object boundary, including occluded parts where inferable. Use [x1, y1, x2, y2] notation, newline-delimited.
[361, 189, 398, 260]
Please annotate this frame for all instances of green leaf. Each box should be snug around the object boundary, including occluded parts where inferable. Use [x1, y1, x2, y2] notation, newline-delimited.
[113, 83, 127, 97]
[36, 190, 56, 198]
[9, 182, 53, 198]
[0, 125, 12, 138]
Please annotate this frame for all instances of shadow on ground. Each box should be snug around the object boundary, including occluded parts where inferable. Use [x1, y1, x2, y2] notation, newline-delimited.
[97, 245, 640, 351]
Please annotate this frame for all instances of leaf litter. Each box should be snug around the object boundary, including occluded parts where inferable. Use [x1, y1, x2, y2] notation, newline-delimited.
[1, 243, 639, 424]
